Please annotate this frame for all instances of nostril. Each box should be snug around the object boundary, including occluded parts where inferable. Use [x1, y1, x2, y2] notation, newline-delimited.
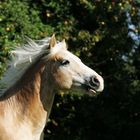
[94, 77, 100, 84]
[91, 76, 100, 87]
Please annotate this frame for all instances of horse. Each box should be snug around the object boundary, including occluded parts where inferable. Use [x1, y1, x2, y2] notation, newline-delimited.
[0, 35, 104, 140]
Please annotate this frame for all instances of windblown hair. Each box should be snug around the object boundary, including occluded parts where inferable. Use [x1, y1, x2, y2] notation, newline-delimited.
[0, 37, 52, 94]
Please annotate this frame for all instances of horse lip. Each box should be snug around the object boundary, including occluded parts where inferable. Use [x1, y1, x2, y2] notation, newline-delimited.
[84, 84, 97, 94]
[88, 88, 97, 94]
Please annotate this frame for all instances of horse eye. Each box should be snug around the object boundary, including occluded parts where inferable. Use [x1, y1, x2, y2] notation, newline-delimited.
[61, 60, 70, 66]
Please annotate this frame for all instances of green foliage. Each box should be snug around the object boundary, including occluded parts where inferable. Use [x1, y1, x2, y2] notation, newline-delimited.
[0, 0, 140, 140]
[0, 0, 54, 76]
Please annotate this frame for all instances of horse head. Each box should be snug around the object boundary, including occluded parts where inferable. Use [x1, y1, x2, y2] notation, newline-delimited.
[43, 35, 104, 94]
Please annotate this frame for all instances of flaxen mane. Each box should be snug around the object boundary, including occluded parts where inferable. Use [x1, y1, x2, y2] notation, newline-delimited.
[0, 37, 52, 95]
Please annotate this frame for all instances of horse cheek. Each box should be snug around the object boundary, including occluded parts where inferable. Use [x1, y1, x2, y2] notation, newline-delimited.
[53, 70, 72, 90]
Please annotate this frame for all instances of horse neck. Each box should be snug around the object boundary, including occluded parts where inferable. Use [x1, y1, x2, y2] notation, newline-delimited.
[1, 60, 55, 126]
[40, 65, 56, 119]
[19, 61, 55, 118]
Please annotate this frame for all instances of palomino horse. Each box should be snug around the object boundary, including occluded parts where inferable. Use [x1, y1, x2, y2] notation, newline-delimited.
[0, 35, 104, 140]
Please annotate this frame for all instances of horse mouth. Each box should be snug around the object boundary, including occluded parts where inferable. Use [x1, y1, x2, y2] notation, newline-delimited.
[84, 85, 97, 94]
[88, 88, 97, 94]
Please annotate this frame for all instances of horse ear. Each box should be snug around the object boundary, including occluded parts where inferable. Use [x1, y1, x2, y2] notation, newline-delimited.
[61, 39, 67, 49]
[50, 34, 57, 48]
